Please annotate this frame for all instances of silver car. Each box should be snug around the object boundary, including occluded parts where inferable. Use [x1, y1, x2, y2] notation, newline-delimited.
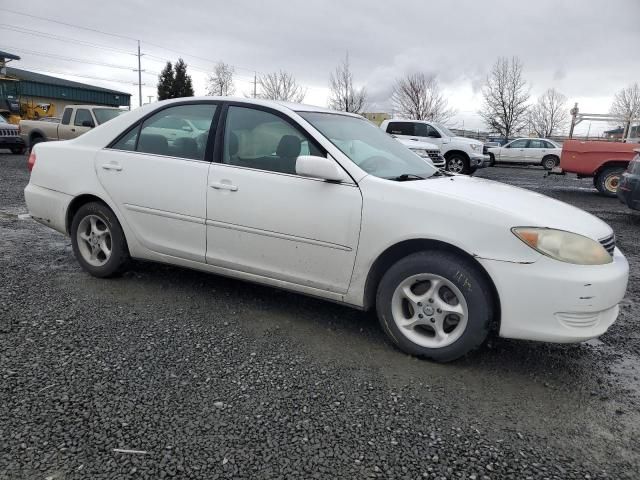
[487, 138, 561, 170]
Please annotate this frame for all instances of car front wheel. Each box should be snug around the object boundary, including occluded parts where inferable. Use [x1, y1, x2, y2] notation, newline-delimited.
[376, 251, 493, 362]
[70, 202, 129, 277]
[446, 154, 470, 174]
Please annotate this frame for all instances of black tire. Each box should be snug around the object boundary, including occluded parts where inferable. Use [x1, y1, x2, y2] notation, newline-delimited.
[594, 167, 625, 197]
[375, 251, 493, 362]
[70, 202, 129, 277]
[10, 146, 25, 155]
[541, 155, 559, 170]
[29, 136, 44, 153]
[446, 153, 471, 175]
[488, 153, 495, 167]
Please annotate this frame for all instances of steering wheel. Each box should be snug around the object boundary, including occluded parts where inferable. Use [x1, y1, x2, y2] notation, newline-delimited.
[359, 155, 393, 172]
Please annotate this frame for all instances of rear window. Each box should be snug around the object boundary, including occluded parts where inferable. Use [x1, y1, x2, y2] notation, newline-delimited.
[61, 108, 72, 125]
[386, 122, 414, 136]
[93, 108, 125, 125]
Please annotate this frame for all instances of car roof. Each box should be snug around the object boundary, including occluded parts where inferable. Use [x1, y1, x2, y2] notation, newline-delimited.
[64, 105, 122, 110]
[153, 96, 363, 118]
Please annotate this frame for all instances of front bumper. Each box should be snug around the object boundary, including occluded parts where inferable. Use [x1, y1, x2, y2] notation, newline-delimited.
[0, 136, 25, 149]
[478, 248, 629, 343]
[470, 153, 491, 168]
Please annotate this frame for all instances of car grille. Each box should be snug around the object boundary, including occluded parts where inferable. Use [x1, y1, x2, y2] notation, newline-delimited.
[599, 234, 616, 256]
[427, 150, 440, 160]
[0, 129, 18, 137]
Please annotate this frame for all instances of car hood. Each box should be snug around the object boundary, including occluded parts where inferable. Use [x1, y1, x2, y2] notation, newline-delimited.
[406, 175, 613, 240]
[397, 138, 439, 150]
[447, 136, 483, 147]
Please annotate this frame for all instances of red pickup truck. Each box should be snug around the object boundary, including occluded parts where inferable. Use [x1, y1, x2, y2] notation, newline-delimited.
[555, 140, 638, 197]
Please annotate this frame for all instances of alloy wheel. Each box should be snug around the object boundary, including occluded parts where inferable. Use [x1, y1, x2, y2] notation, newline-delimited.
[390, 274, 468, 349]
[448, 158, 464, 173]
[76, 215, 112, 267]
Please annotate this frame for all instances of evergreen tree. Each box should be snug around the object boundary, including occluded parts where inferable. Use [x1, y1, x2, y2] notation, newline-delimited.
[157, 62, 174, 101]
[171, 58, 194, 98]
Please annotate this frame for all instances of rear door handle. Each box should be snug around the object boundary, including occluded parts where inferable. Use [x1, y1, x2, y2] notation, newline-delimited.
[209, 182, 238, 191]
[101, 163, 122, 171]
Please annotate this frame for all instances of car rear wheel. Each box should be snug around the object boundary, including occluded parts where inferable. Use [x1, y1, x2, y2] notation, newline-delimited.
[541, 155, 559, 170]
[375, 251, 493, 362]
[594, 167, 625, 197]
[488, 153, 495, 167]
[446, 154, 470, 174]
[71, 202, 129, 277]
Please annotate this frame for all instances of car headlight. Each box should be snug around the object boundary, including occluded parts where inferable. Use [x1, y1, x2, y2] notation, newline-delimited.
[410, 148, 429, 158]
[470, 144, 480, 151]
[512, 227, 612, 265]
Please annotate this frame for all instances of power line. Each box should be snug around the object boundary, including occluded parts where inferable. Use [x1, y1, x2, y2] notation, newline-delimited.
[0, 24, 136, 55]
[16, 64, 144, 87]
[0, 7, 137, 42]
[4, 45, 136, 71]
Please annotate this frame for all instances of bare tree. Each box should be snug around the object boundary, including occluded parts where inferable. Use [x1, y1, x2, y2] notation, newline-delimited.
[528, 88, 569, 137]
[206, 62, 235, 96]
[610, 83, 640, 138]
[479, 57, 530, 140]
[257, 70, 306, 102]
[328, 53, 367, 114]
[391, 72, 455, 122]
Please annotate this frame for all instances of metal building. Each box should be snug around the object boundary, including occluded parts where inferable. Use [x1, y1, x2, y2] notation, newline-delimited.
[6, 66, 131, 115]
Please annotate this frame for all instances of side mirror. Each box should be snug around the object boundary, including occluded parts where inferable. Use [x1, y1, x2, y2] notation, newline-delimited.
[296, 155, 346, 182]
[82, 120, 95, 128]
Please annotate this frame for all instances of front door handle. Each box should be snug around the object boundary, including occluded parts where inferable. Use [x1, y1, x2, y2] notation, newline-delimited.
[209, 182, 238, 192]
[101, 163, 122, 171]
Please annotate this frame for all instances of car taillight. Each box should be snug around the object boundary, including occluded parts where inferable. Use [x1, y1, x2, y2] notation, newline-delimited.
[27, 151, 36, 172]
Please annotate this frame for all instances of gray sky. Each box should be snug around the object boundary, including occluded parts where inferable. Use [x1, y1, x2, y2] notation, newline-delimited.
[2, 0, 639, 134]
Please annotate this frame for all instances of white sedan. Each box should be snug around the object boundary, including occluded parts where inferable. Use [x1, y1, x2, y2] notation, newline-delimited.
[24, 98, 629, 362]
[488, 138, 561, 170]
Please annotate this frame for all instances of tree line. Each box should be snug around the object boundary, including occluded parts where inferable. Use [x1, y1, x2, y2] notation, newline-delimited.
[157, 55, 640, 139]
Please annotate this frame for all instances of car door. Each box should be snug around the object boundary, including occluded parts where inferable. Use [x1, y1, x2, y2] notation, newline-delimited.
[525, 139, 546, 163]
[59, 108, 93, 140]
[385, 121, 415, 142]
[501, 139, 528, 162]
[414, 122, 443, 149]
[205, 104, 362, 294]
[94, 102, 219, 262]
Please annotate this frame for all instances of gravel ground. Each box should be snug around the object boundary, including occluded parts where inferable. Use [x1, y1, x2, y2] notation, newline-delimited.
[1, 151, 639, 479]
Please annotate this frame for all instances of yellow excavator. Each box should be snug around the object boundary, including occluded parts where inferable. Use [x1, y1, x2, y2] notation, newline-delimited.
[1, 50, 56, 124]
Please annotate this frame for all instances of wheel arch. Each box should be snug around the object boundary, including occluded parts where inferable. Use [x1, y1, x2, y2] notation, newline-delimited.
[363, 238, 501, 330]
[595, 160, 629, 177]
[443, 149, 470, 160]
[29, 130, 45, 143]
[65, 194, 113, 234]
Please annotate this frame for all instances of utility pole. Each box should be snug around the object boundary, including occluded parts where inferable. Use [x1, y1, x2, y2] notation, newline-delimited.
[137, 40, 142, 107]
[253, 71, 257, 98]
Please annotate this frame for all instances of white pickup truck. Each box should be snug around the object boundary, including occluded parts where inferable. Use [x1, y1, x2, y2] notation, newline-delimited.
[19, 105, 125, 151]
[381, 119, 489, 174]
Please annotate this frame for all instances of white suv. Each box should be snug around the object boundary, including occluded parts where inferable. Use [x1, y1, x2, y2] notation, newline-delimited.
[381, 119, 488, 174]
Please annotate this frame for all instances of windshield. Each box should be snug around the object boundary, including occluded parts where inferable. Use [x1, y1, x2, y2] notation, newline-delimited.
[93, 108, 125, 125]
[432, 122, 455, 137]
[299, 112, 437, 179]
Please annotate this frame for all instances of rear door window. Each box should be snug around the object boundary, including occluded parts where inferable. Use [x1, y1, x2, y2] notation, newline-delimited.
[110, 103, 218, 161]
[61, 108, 72, 125]
[386, 122, 414, 136]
